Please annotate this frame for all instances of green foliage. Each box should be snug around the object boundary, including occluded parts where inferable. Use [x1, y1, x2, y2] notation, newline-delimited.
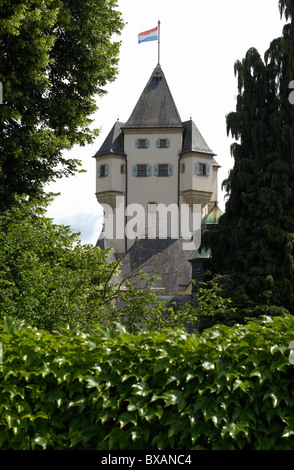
[114, 271, 200, 334]
[112, 272, 173, 334]
[0, 0, 124, 211]
[1, 314, 294, 450]
[204, 2, 294, 314]
[0, 196, 121, 331]
[0, 196, 199, 334]
[193, 278, 238, 331]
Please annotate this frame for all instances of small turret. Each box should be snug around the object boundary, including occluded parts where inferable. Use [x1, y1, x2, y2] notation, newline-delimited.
[189, 202, 223, 293]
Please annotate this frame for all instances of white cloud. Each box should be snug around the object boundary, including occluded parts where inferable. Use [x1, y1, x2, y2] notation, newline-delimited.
[47, 208, 103, 245]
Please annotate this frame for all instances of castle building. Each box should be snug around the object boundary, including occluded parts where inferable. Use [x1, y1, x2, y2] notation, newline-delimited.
[93, 64, 220, 297]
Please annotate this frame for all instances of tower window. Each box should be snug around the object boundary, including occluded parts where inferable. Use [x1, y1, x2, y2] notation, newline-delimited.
[100, 165, 107, 177]
[195, 162, 211, 176]
[159, 140, 168, 148]
[199, 164, 206, 175]
[137, 164, 147, 176]
[156, 138, 171, 148]
[153, 164, 173, 176]
[132, 164, 152, 177]
[158, 164, 169, 176]
[97, 163, 109, 178]
[139, 140, 147, 149]
[136, 139, 149, 149]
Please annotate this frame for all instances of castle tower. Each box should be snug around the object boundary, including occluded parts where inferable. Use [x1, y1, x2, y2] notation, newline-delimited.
[94, 64, 220, 297]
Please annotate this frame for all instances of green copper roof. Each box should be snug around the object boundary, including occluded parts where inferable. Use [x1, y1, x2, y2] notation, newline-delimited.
[189, 246, 211, 261]
[202, 202, 223, 227]
[189, 203, 223, 261]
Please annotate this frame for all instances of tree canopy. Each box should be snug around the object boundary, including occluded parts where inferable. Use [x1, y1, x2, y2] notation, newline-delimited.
[0, 0, 124, 211]
[204, 0, 294, 314]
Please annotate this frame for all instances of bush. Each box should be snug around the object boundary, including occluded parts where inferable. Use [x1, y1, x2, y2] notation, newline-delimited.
[0, 197, 198, 334]
[191, 278, 237, 331]
[195, 277, 292, 330]
[1, 314, 294, 450]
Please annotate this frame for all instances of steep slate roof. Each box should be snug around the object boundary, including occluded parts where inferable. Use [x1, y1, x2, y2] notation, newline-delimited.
[181, 119, 215, 156]
[123, 64, 183, 129]
[94, 67, 217, 162]
[94, 121, 125, 157]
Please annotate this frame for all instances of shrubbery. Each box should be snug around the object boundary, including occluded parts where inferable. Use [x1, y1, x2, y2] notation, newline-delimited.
[0, 197, 200, 334]
[1, 314, 294, 450]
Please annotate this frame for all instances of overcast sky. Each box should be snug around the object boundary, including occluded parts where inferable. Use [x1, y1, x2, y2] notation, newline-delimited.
[45, 0, 285, 244]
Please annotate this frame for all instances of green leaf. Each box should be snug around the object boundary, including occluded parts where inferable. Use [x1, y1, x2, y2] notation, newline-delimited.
[151, 432, 174, 450]
[221, 422, 249, 440]
[132, 382, 151, 397]
[161, 390, 186, 411]
[86, 377, 101, 389]
[232, 379, 253, 393]
[154, 357, 170, 374]
[202, 361, 215, 371]
[107, 428, 124, 450]
[118, 411, 137, 429]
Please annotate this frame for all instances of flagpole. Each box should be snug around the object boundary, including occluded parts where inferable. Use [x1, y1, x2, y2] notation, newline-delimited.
[158, 20, 161, 65]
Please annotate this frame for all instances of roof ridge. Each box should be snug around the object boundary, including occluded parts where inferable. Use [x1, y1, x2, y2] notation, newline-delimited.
[123, 65, 182, 128]
[181, 119, 215, 156]
[94, 120, 126, 157]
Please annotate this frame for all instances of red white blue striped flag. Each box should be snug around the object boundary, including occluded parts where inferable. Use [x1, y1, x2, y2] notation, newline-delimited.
[138, 26, 158, 44]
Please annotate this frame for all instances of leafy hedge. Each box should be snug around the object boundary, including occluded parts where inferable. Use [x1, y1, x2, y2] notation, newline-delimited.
[1, 314, 294, 450]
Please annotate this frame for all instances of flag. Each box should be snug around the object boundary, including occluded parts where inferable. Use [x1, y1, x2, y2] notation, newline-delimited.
[138, 26, 158, 44]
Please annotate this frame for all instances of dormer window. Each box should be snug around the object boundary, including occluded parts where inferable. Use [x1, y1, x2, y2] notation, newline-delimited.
[136, 139, 150, 149]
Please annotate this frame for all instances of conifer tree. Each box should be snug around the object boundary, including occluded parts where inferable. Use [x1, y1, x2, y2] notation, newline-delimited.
[205, 0, 294, 314]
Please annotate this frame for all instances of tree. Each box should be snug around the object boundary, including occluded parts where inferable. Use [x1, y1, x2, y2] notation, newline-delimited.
[204, 0, 294, 314]
[0, 0, 124, 211]
[0, 195, 121, 331]
[0, 196, 201, 333]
